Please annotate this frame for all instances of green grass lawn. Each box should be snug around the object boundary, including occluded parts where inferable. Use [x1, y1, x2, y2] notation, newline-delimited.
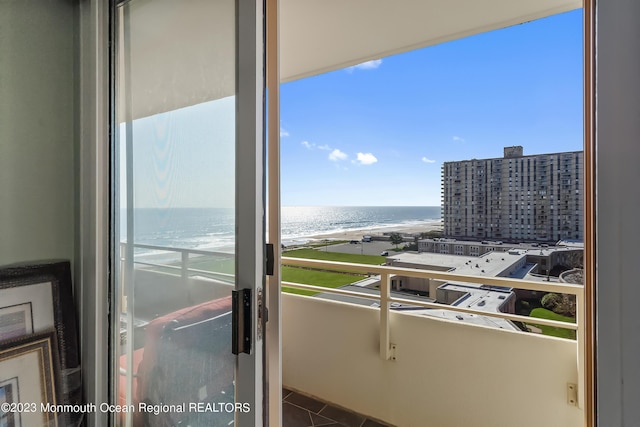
[155, 248, 375, 297]
[527, 308, 576, 340]
[283, 248, 385, 265]
[281, 266, 364, 296]
[157, 247, 382, 278]
[281, 249, 380, 295]
[305, 240, 349, 248]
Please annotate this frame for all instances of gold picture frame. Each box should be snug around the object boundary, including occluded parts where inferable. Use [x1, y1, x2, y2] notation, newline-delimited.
[0, 331, 59, 427]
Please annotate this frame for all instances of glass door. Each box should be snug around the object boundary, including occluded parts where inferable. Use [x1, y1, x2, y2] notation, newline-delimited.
[113, 0, 265, 426]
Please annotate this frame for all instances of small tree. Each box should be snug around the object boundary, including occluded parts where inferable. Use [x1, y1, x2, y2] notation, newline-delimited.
[389, 232, 404, 248]
[541, 293, 562, 312]
[541, 292, 576, 317]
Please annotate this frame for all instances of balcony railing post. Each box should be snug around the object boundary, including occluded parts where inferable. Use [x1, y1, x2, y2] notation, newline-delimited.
[181, 250, 189, 280]
[120, 242, 126, 313]
[576, 291, 585, 408]
[380, 273, 391, 360]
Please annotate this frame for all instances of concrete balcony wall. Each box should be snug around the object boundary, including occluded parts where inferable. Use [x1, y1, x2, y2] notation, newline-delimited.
[282, 293, 582, 427]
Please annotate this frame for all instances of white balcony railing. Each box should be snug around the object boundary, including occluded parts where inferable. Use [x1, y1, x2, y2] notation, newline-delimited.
[119, 243, 585, 427]
[281, 292, 582, 427]
[281, 257, 585, 419]
[122, 242, 235, 282]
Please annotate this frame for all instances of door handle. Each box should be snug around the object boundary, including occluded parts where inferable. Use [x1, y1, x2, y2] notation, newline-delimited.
[232, 289, 252, 355]
[266, 243, 275, 276]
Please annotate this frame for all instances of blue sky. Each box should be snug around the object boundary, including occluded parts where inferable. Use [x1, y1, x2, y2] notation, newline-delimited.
[280, 9, 583, 207]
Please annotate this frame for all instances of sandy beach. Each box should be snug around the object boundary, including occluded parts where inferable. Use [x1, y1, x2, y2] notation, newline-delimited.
[306, 220, 443, 242]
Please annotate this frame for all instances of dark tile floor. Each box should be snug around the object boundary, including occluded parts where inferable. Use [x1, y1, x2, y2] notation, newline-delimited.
[282, 388, 392, 427]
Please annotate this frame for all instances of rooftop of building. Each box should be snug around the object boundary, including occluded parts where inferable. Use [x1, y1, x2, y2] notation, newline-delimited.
[439, 282, 512, 311]
[441, 147, 583, 165]
[418, 238, 584, 252]
[391, 246, 571, 284]
[412, 308, 518, 330]
[387, 250, 526, 277]
[315, 283, 520, 331]
[556, 239, 585, 248]
[315, 283, 435, 309]
[315, 243, 572, 332]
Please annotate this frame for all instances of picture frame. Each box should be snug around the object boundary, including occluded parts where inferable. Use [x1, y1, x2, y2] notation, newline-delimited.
[0, 261, 79, 400]
[0, 331, 60, 427]
[0, 302, 34, 341]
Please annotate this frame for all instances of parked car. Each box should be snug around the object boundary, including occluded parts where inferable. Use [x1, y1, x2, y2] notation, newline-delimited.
[380, 251, 389, 256]
[350, 240, 360, 244]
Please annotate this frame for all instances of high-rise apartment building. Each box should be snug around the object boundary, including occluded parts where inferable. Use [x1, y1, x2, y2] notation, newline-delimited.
[442, 146, 583, 242]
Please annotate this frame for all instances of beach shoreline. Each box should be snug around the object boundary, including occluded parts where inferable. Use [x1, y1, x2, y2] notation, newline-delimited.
[298, 220, 443, 243]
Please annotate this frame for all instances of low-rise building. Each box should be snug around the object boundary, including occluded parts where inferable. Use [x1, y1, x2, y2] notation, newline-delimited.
[417, 238, 582, 276]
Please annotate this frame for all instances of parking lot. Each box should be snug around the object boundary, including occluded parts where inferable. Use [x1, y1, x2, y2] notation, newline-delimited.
[313, 240, 395, 256]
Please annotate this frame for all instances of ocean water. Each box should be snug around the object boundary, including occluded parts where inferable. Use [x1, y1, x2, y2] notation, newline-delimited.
[280, 206, 441, 245]
[123, 206, 441, 252]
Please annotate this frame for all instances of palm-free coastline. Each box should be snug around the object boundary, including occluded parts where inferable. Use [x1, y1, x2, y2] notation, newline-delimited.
[301, 220, 443, 244]
[129, 206, 442, 252]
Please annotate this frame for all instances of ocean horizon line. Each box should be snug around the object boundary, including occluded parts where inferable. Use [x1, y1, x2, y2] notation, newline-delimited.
[124, 205, 442, 209]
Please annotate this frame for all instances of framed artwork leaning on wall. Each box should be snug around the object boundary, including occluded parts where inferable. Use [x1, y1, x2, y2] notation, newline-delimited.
[0, 330, 60, 427]
[0, 260, 81, 424]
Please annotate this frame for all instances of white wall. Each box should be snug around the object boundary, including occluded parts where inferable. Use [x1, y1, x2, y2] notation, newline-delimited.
[0, 1, 77, 265]
[596, 1, 640, 425]
[283, 294, 581, 427]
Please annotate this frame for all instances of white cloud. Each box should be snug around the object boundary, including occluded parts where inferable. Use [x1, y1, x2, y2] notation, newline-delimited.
[356, 152, 378, 165]
[452, 136, 465, 142]
[280, 128, 289, 137]
[422, 157, 436, 164]
[329, 149, 348, 161]
[346, 59, 383, 72]
[302, 141, 334, 153]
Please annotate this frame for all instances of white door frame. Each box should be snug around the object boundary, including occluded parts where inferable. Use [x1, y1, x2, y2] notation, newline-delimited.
[266, 0, 283, 425]
[77, 0, 269, 424]
[77, 0, 111, 425]
[236, 0, 267, 424]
